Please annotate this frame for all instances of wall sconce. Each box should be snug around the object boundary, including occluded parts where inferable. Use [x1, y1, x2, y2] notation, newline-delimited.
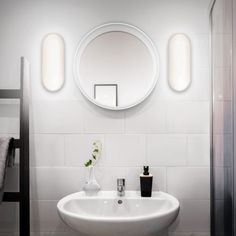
[168, 33, 191, 92]
[42, 33, 65, 91]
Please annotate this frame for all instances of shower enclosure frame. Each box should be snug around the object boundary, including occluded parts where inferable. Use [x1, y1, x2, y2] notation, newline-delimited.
[233, 0, 236, 233]
[209, 1, 216, 235]
[210, 0, 235, 235]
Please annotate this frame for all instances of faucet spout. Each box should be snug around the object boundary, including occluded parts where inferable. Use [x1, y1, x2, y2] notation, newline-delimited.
[117, 178, 125, 197]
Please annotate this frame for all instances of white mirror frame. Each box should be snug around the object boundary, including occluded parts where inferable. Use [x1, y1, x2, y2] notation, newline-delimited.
[73, 23, 159, 110]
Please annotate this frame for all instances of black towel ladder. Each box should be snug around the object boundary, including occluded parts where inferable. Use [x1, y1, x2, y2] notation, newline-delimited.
[0, 57, 30, 236]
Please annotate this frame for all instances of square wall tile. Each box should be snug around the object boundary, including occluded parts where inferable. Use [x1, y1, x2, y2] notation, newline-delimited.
[190, 68, 210, 101]
[95, 167, 127, 190]
[30, 167, 86, 200]
[166, 102, 210, 133]
[31, 200, 65, 232]
[0, 203, 18, 232]
[125, 167, 144, 191]
[170, 200, 210, 232]
[33, 100, 84, 133]
[147, 135, 187, 166]
[65, 134, 105, 167]
[5, 167, 19, 192]
[0, 104, 19, 134]
[82, 102, 124, 133]
[30, 134, 65, 167]
[0, 117, 19, 134]
[125, 101, 166, 133]
[187, 135, 210, 166]
[193, 34, 209, 68]
[167, 167, 210, 200]
[106, 134, 146, 167]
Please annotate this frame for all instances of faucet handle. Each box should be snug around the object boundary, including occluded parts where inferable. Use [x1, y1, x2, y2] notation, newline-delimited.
[117, 178, 125, 186]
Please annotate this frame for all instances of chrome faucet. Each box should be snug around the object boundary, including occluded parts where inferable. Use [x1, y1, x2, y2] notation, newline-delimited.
[117, 178, 125, 197]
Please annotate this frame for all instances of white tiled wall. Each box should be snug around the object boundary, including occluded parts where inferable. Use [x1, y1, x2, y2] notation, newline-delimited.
[0, 0, 211, 235]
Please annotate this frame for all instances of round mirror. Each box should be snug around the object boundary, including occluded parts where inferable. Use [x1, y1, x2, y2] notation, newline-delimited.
[74, 23, 159, 110]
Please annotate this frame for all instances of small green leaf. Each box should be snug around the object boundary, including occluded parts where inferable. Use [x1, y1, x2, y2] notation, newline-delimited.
[84, 159, 92, 167]
[92, 154, 96, 160]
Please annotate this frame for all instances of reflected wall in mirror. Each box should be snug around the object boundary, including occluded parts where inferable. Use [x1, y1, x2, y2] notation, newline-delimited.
[168, 33, 191, 92]
[74, 23, 159, 110]
[94, 84, 118, 107]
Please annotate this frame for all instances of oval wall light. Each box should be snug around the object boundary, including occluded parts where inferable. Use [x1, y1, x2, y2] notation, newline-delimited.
[42, 33, 65, 91]
[168, 33, 191, 92]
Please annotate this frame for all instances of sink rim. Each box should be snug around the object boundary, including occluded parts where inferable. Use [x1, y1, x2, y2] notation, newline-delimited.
[57, 191, 180, 223]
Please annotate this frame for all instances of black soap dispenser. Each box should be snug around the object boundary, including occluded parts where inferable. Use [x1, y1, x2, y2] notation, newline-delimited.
[140, 166, 153, 197]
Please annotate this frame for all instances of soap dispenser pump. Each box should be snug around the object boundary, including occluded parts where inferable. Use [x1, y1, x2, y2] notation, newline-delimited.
[140, 166, 153, 197]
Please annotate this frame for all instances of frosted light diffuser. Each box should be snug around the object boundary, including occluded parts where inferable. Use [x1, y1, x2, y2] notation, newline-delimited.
[42, 33, 65, 91]
[168, 33, 191, 92]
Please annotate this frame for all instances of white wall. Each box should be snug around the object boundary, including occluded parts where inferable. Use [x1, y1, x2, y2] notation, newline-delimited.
[0, 0, 211, 235]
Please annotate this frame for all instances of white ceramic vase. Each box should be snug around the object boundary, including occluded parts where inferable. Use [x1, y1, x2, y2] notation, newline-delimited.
[83, 166, 100, 195]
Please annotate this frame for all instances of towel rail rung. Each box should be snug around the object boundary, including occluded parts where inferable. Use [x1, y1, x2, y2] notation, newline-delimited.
[0, 90, 21, 99]
[2, 192, 21, 202]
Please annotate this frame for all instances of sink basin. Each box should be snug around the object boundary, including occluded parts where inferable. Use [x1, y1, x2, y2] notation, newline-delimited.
[57, 191, 180, 236]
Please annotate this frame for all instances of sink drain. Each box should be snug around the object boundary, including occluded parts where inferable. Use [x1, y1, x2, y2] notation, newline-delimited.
[117, 199, 123, 204]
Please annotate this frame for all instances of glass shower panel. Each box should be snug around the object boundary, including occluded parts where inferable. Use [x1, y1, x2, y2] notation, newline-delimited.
[211, 0, 233, 235]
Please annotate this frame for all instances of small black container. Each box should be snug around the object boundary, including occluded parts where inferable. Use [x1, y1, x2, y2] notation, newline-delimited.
[140, 166, 153, 197]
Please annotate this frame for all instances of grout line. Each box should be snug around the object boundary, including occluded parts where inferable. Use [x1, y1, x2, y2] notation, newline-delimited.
[31, 132, 210, 135]
[63, 134, 66, 166]
[30, 166, 210, 169]
[166, 167, 169, 192]
[164, 166, 167, 192]
[123, 111, 126, 134]
[186, 134, 190, 166]
[145, 134, 148, 165]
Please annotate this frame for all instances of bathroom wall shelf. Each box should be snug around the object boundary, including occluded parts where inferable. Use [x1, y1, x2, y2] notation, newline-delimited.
[0, 57, 30, 236]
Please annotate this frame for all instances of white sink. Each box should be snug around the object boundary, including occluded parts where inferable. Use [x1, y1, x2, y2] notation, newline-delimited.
[57, 191, 180, 236]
